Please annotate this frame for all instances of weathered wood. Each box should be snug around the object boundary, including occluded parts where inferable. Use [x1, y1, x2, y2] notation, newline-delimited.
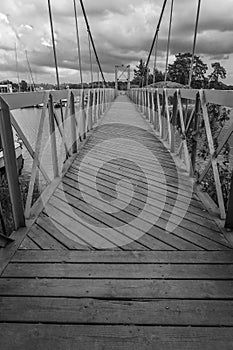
[70, 91, 77, 153]
[36, 213, 90, 250]
[200, 90, 226, 219]
[60, 179, 203, 250]
[48, 94, 59, 178]
[25, 91, 49, 218]
[43, 193, 137, 250]
[1, 324, 233, 350]
[4, 262, 233, 279]
[190, 92, 200, 173]
[0, 97, 25, 229]
[225, 171, 233, 229]
[177, 91, 192, 174]
[12, 250, 233, 263]
[47, 194, 152, 250]
[27, 224, 67, 250]
[19, 236, 40, 250]
[1, 278, 233, 299]
[1, 94, 233, 350]
[65, 170, 230, 249]
[1, 297, 233, 326]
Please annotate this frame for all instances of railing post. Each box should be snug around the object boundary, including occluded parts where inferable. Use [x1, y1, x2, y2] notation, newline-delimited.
[92, 89, 96, 124]
[101, 89, 104, 115]
[143, 89, 146, 115]
[151, 89, 155, 129]
[70, 92, 77, 154]
[48, 94, 59, 178]
[225, 171, 233, 229]
[147, 89, 150, 120]
[85, 89, 91, 133]
[97, 88, 100, 119]
[190, 93, 200, 173]
[80, 89, 86, 139]
[157, 90, 163, 137]
[0, 96, 25, 229]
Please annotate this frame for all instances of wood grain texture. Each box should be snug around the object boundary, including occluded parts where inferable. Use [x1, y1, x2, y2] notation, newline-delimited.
[0, 324, 233, 350]
[1, 95, 233, 350]
[0, 297, 233, 325]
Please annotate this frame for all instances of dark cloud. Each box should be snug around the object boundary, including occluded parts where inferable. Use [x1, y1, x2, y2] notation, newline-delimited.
[0, 0, 233, 83]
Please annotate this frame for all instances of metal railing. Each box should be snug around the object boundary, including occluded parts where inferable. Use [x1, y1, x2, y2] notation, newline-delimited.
[0, 88, 116, 235]
[129, 87, 233, 228]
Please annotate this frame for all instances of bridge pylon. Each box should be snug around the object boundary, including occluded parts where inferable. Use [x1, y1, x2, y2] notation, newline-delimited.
[115, 64, 130, 91]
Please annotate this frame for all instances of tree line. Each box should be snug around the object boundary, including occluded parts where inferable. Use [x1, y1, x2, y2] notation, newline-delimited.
[132, 52, 231, 90]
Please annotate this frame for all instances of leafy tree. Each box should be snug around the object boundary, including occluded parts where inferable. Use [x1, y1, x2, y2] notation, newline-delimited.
[132, 59, 151, 87]
[208, 62, 226, 89]
[20, 80, 28, 92]
[167, 52, 208, 88]
[153, 68, 165, 84]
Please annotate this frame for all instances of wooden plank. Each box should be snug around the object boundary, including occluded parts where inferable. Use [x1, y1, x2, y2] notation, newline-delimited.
[200, 90, 226, 219]
[25, 91, 49, 218]
[80, 143, 190, 182]
[69, 161, 220, 231]
[71, 160, 194, 203]
[48, 94, 59, 178]
[59, 180, 202, 250]
[0, 97, 25, 229]
[64, 171, 230, 249]
[47, 194, 153, 250]
[1, 297, 233, 326]
[54, 188, 177, 251]
[4, 262, 233, 279]
[1, 278, 233, 299]
[72, 158, 205, 212]
[36, 213, 90, 250]
[19, 236, 41, 250]
[61, 180, 225, 251]
[12, 250, 233, 263]
[177, 91, 192, 174]
[27, 224, 67, 250]
[0, 227, 30, 276]
[204, 89, 233, 107]
[73, 146, 193, 191]
[164, 89, 172, 149]
[43, 202, 122, 249]
[0, 324, 233, 350]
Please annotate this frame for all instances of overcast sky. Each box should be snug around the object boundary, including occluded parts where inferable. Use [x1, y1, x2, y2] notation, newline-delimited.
[0, 0, 233, 85]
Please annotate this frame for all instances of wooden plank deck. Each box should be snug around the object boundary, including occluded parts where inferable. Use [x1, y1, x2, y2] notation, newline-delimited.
[1, 94, 233, 349]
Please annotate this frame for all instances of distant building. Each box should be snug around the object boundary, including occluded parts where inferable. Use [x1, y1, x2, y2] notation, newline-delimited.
[0, 83, 13, 93]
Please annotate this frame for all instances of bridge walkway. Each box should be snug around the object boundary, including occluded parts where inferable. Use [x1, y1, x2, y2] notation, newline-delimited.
[0, 95, 233, 349]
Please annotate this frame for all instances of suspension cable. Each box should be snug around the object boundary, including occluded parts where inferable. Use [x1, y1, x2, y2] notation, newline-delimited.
[164, 0, 174, 82]
[15, 43, 20, 91]
[25, 50, 35, 90]
[73, 0, 83, 88]
[152, 35, 159, 86]
[188, 0, 202, 87]
[145, 0, 168, 69]
[79, 0, 106, 86]
[88, 33, 94, 88]
[47, 0, 60, 90]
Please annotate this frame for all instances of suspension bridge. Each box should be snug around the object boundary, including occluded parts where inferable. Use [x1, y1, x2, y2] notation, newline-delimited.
[0, 0, 233, 349]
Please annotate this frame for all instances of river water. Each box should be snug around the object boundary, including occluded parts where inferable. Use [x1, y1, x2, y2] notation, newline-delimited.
[12, 106, 69, 188]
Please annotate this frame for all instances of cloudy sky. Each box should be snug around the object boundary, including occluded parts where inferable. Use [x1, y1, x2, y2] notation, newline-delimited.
[0, 0, 233, 85]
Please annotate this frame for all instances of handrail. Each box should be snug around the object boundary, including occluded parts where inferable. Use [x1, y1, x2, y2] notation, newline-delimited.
[129, 87, 233, 227]
[0, 88, 115, 234]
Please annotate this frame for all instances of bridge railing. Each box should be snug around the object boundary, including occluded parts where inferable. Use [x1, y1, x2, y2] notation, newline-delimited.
[129, 87, 233, 228]
[0, 88, 115, 237]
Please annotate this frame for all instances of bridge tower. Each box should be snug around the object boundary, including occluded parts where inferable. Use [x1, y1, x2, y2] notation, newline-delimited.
[115, 64, 130, 91]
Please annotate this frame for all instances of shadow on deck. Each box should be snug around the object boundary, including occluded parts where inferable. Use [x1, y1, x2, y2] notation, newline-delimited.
[1, 95, 233, 349]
